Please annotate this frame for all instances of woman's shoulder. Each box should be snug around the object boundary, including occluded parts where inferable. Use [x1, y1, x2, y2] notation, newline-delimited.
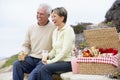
[65, 25, 74, 31]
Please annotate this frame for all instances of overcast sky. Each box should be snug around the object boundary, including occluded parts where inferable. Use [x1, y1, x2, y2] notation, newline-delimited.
[0, 0, 115, 58]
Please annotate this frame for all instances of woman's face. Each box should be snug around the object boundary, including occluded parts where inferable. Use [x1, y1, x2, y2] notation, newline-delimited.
[51, 12, 64, 26]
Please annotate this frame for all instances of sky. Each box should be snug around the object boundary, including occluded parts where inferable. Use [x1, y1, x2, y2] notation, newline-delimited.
[0, 0, 115, 58]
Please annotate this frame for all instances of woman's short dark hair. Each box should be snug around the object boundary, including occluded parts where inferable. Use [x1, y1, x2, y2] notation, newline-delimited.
[52, 7, 67, 23]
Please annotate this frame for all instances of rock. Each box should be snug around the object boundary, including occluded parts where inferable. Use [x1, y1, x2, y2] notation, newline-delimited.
[0, 72, 12, 80]
[0, 59, 13, 80]
[0, 66, 12, 73]
[0, 59, 7, 68]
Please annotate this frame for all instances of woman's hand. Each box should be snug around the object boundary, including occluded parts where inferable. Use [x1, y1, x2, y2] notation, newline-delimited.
[42, 52, 49, 64]
[42, 60, 47, 64]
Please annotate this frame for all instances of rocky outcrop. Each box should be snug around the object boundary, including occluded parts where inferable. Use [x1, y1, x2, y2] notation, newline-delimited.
[0, 59, 13, 80]
[105, 0, 120, 32]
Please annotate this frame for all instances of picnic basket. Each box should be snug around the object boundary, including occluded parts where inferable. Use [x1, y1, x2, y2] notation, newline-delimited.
[77, 27, 120, 75]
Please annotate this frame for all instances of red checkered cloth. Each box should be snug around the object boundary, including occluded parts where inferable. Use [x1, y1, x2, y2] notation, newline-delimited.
[77, 54, 118, 67]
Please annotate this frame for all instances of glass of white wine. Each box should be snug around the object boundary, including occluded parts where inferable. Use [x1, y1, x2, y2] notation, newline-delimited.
[42, 50, 48, 61]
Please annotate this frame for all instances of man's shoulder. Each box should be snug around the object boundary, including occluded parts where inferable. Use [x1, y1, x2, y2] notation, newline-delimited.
[26, 23, 38, 32]
[47, 22, 56, 29]
[28, 23, 38, 28]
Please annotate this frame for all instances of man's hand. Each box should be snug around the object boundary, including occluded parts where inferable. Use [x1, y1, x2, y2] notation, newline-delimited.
[18, 51, 26, 61]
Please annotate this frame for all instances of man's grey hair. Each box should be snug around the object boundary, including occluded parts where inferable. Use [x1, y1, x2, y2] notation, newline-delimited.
[38, 3, 52, 15]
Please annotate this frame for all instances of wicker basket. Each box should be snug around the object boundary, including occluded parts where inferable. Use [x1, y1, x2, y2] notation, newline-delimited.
[78, 62, 116, 75]
[84, 27, 120, 51]
[77, 27, 120, 75]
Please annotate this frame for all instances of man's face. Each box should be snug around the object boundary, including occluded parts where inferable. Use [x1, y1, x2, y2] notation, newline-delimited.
[37, 8, 49, 25]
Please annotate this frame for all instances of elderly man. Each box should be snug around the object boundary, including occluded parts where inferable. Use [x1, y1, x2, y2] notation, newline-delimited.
[13, 3, 56, 80]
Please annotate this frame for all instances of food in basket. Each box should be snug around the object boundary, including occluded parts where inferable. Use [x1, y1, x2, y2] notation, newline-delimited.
[82, 47, 118, 57]
[99, 48, 118, 55]
[82, 50, 92, 57]
[98, 48, 118, 57]
[82, 46, 100, 57]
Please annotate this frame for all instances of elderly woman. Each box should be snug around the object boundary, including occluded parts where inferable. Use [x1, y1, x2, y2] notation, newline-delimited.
[28, 7, 75, 80]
